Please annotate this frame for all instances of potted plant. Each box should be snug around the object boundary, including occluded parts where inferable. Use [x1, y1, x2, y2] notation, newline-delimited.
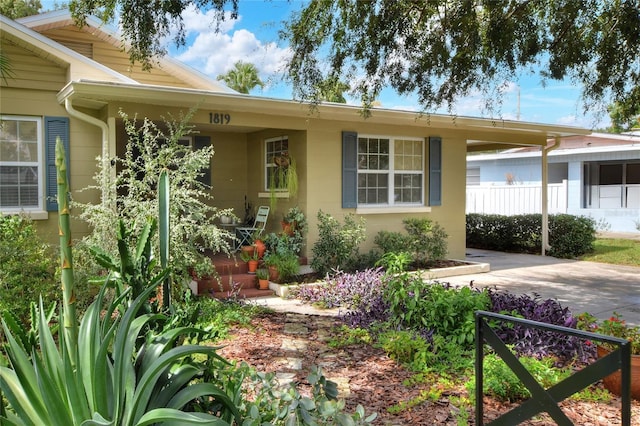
[269, 152, 298, 209]
[240, 243, 255, 259]
[577, 311, 640, 399]
[240, 247, 259, 273]
[282, 206, 307, 236]
[189, 259, 216, 295]
[263, 252, 299, 283]
[256, 268, 270, 289]
[252, 229, 266, 259]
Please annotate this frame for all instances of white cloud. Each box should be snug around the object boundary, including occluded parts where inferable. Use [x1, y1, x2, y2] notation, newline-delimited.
[173, 6, 291, 93]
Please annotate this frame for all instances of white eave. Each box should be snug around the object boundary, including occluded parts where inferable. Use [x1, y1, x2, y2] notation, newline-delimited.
[58, 80, 590, 146]
[467, 142, 640, 162]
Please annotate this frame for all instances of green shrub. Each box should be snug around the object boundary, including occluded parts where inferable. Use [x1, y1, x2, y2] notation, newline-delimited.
[311, 211, 366, 276]
[73, 110, 234, 300]
[385, 274, 490, 348]
[548, 214, 596, 258]
[466, 213, 596, 258]
[0, 215, 59, 327]
[403, 217, 448, 266]
[373, 230, 411, 253]
[374, 218, 448, 267]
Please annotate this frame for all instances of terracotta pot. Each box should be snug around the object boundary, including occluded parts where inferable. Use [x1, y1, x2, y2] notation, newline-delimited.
[597, 345, 640, 400]
[258, 278, 270, 290]
[241, 245, 255, 257]
[247, 259, 259, 273]
[254, 239, 266, 259]
[281, 221, 295, 236]
[268, 265, 280, 282]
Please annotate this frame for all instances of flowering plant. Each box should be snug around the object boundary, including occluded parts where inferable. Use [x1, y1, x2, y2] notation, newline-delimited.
[577, 311, 640, 355]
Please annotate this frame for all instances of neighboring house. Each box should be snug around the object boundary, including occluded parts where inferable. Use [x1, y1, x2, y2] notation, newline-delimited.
[466, 133, 640, 233]
[0, 10, 590, 261]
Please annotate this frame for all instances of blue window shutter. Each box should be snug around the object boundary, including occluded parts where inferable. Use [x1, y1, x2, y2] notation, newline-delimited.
[194, 135, 211, 186]
[45, 117, 70, 211]
[429, 136, 442, 206]
[342, 131, 358, 208]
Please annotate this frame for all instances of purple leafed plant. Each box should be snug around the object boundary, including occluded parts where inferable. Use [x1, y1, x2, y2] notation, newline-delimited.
[293, 267, 387, 310]
[487, 288, 591, 360]
[341, 294, 391, 329]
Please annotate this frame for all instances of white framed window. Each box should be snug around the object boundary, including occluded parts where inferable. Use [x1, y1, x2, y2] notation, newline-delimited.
[265, 136, 289, 192]
[466, 167, 480, 186]
[0, 116, 43, 211]
[357, 135, 424, 206]
[583, 160, 640, 209]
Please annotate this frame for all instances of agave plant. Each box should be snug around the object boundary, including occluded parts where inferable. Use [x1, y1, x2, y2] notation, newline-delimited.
[1, 280, 241, 425]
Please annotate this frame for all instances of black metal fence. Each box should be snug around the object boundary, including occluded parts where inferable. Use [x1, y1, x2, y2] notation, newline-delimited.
[475, 310, 631, 425]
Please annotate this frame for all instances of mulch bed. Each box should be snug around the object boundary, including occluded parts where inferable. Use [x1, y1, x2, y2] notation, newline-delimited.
[216, 311, 640, 425]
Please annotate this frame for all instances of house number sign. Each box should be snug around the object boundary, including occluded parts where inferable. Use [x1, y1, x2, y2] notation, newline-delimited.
[209, 112, 231, 124]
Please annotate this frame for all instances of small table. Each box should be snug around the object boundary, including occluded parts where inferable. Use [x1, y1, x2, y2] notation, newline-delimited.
[219, 222, 240, 250]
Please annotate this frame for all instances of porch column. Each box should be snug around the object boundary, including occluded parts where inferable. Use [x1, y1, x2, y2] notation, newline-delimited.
[541, 136, 561, 256]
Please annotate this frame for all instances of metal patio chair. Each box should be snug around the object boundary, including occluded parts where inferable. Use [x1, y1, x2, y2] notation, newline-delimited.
[235, 206, 270, 249]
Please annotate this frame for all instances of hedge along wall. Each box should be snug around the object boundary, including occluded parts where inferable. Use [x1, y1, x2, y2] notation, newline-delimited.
[465, 213, 597, 259]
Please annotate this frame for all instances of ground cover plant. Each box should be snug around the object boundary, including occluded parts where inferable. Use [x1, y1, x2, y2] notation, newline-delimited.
[291, 258, 613, 420]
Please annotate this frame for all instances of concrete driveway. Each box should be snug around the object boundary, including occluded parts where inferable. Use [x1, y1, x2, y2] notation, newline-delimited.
[444, 248, 640, 325]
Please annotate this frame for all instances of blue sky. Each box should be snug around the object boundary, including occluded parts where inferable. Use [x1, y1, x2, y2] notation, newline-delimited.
[43, 0, 611, 129]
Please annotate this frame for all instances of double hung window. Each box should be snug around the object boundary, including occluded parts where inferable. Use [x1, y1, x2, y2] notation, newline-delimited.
[0, 116, 42, 210]
[265, 136, 289, 192]
[357, 135, 424, 206]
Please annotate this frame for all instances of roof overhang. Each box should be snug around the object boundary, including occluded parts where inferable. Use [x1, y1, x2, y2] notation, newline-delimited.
[57, 80, 590, 148]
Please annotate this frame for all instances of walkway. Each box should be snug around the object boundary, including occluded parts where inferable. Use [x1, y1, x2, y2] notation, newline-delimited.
[448, 248, 640, 325]
[273, 313, 350, 395]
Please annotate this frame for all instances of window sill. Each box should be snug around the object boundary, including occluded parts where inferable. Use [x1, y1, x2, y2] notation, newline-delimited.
[355, 206, 432, 215]
[1, 210, 49, 220]
[258, 192, 290, 199]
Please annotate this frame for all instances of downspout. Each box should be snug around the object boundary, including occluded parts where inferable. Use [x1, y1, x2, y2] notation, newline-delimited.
[64, 98, 110, 207]
[541, 136, 561, 256]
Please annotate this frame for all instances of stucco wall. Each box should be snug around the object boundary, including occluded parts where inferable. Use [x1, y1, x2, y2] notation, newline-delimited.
[0, 75, 101, 244]
[301, 119, 468, 261]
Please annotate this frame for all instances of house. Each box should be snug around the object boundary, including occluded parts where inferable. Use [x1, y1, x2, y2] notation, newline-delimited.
[0, 10, 591, 262]
[466, 133, 640, 233]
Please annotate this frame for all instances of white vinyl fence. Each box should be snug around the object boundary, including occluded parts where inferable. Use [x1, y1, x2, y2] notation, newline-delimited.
[466, 180, 568, 215]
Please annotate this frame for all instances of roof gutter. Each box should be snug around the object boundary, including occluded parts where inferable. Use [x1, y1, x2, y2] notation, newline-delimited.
[541, 136, 562, 256]
[64, 98, 111, 206]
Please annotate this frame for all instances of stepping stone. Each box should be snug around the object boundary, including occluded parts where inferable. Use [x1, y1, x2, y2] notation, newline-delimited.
[281, 337, 308, 351]
[276, 372, 297, 384]
[273, 357, 303, 370]
[316, 328, 332, 341]
[283, 322, 309, 335]
[331, 377, 351, 397]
